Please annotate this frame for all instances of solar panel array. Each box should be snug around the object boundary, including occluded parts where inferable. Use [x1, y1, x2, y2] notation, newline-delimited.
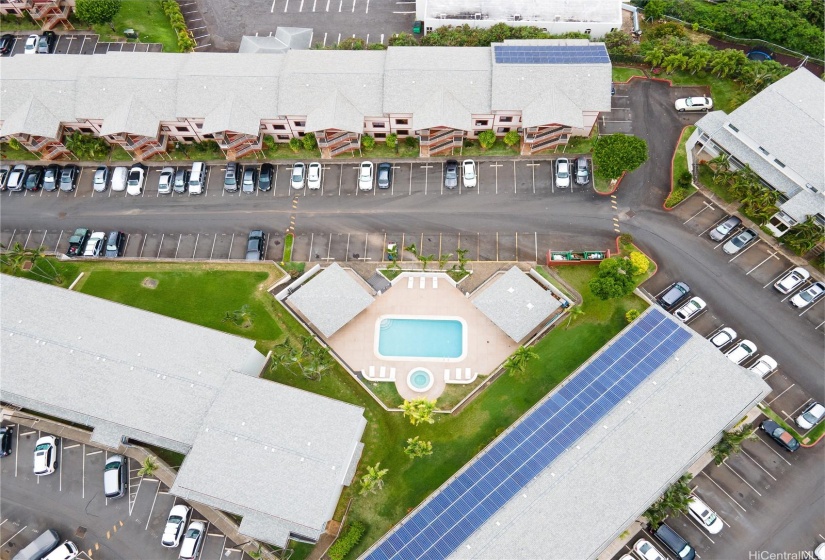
[366, 308, 690, 560]
[493, 44, 610, 65]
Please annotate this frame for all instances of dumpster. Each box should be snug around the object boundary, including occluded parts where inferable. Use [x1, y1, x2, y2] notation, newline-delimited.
[413, 20, 423, 34]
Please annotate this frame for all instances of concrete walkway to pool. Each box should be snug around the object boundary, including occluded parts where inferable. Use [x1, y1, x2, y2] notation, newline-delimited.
[328, 272, 516, 402]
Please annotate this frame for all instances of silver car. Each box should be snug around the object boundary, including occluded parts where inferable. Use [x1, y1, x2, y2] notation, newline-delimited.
[709, 215, 741, 241]
[157, 167, 175, 194]
[722, 228, 757, 254]
[93, 166, 109, 192]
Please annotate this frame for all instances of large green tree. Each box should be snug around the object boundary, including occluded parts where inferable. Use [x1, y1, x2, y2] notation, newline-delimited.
[592, 134, 648, 180]
[75, 0, 122, 24]
[588, 256, 636, 300]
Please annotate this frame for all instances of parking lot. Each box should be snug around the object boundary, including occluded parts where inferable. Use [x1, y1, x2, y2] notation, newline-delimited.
[2, 32, 163, 56]
[0, 420, 253, 560]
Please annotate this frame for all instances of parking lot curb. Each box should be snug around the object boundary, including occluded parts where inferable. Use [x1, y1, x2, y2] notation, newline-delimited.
[595, 171, 625, 196]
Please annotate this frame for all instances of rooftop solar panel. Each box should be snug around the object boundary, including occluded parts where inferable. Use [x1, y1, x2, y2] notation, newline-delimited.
[366, 308, 689, 560]
[493, 44, 610, 65]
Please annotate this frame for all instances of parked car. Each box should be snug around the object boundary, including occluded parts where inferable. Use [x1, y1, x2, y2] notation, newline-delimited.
[0, 34, 14, 56]
[748, 355, 777, 377]
[13, 529, 59, 560]
[105, 231, 126, 258]
[103, 455, 127, 499]
[377, 162, 392, 189]
[245, 230, 266, 261]
[24, 166, 44, 191]
[178, 521, 206, 560]
[111, 166, 128, 192]
[42, 165, 60, 192]
[291, 162, 306, 189]
[653, 524, 696, 560]
[790, 281, 825, 308]
[656, 281, 690, 310]
[306, 162, 321, 190]
[173, 169, 190, 194]
[722, 228, 757, 254]
[725, 339, 756, 365]
[575, 156, 590, 185]
[796, 402, 825, 430]
[773, 267, 810, 294]
[633, 539, 665, 560]
[92, 166, 108, 193]
[710, 327, 737, 348]
[24, 34, 38, 55]
[674, 297, 706, 322]
[161, 505, 191, 548]
[223, 162, 239, 193]
[675, 96, 713, 112]
[258, 163, 273, 192]
[709, 215, 741, 241]
[58, 165, 78, 192]
[43, 540, 79, 560]
[760, 419, 800, 452]
[33, 435, 58, 475]
[444, 159, 458, 189]
[66, 228, 91, 257]
[188, 162, 206, 195]
[462, 159, 476, 188]
[242, 166, 258, 193]
[83, 231, 106, 257]
[0, 426, 13, 457]
[555, 157, 570, 188]
[37, 31, 56, 54]
[0, 164, 9, 190]
[158, 167, 175, 195]
[126, 166, 145, 196]
[358, 161, 374, 191]
[7, 164, 27, 191]
[815, 542, 825, 560]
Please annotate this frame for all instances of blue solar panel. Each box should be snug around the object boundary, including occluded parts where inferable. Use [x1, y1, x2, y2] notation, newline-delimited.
[366, 308, 690, 560]
[494, 44, 610, 65]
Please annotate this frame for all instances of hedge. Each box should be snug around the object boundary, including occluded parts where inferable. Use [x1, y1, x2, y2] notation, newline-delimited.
[161, 0, 196, 52]
[328, 521, 366, 560]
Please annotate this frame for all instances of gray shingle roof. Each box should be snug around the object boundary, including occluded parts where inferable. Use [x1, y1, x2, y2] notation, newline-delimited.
[471, 266, 562, 342]
[238, 27, 313, 54]
[288, 263, 374, 337]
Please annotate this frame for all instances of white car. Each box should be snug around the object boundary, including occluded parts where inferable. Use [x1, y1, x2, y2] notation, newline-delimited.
[83, 231, 106, 257]
[773, 267, 810, 294]
[126, 166, 145, 196]
[24, 34, 38, 55]
[358, 161, 374, 191]
[555, 158, 570, 188]
[111, 166, 128, 192]
[290, 162, 305, 189]
[674, 296, 706, 322]
[675, 96, 713, 112]
[688, 495, 724, 534]
[725, 339, 756, 365]
[462, 160, 476, 188]
[179, 521, 205, 560]
[709, 327, 736, 348]
[633, 538, 665, 560]
[748, 355, 777, 377]
[7, 164, 27, 191]
[307, 162, 322, 190]
[33, 435, 58, 475]
[815, 542, 825, 560]
[790, 281, 825, 308]
[157, 166, 175, 195]
[796, 402, 825, 430]
[161, 504, 191, 548]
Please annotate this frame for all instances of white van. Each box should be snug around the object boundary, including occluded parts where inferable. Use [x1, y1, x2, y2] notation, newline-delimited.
[110, 166, 128, 192]
[188, 162, 206, 194]
[12, 530, 59, 560]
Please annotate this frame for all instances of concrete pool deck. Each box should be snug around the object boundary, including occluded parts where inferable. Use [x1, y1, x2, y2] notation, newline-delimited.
[327, 272, 517, 402]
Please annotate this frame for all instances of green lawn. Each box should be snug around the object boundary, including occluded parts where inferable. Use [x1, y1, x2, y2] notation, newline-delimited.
[665, 125, 698, 209]
[0, 257, 80, 288]
[108, 145, 133, 162]
[1, 142, 41, 161]
[666, 70, 742, 113]
[594, 174, 614, 193]
[612, 67, 645, 82]
[460, 139, 519, 157]
[91, 0, 179, 53]
[565, 128, 598, 155]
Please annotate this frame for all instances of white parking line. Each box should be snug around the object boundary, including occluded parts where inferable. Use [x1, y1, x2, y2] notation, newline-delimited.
[227, 234, 234, 260]
[699, 471, 746, 512]
[82, 443, 85, 498]
[271, 0, 277, 12]
[764, 265, 795, 288]
[684, 515, 715, 544]
[685, 201, 716, 225]
[145, 480, 161, 530]
[767, 383, 795, 405]
[728, 239, 761, 262]
[753, 424, 793, 466]
[193, 233, 199, 259]
[721, 461, 762, 495]
[1, 526, 28, 548]
[745, 250, 779, 275]
[739, 449, 777, 481]
[86, 450, 103, 456]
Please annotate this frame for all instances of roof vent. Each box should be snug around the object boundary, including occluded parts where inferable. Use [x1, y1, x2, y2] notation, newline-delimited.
[526, 303, 534, 310]
[507, 287, 515, 293]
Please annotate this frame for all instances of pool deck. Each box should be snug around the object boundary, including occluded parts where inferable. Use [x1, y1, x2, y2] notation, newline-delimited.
[328, 272, 517, 402]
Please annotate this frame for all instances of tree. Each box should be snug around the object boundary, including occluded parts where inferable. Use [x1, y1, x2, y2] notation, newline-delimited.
[628, 251, 650, 275]
[712, 423, 757, 465]
[400, 398, 436, 426]
[588, 256, 636, 300]
[404, 437, 433, 459]
[643, 0, 666, 21]
[302, 132, 317, 151]
[75, 0, 121, 24]
[503, 130, 520, 148]
[662, 53, 689, 74]
[137, 456, 158, 477]
[437, 253, 452, 270]
[644, 474, 693, 529]
[388, 32, 418, 46]
[288, 137, 302, 152]
[455, 248, 469, 274]
[783, 216, 825, 255]
[592, 134, 648, 180]
[385, 133, 397, 150]
[643, 47, 666, 68]
[503, 345, 539, 377]
[404, 243, 418, 259]
[64, 131, 110, 160]
[418, 253, 435, 271]
[626, 309, 641, 323]
[565, 306, 584, 329]
[687, 49, 712, 74]
[478, 130, 496, 150]
[27, 246, 64, 283]
[361, 134, 376, 151]
[359, 463, 388, 495]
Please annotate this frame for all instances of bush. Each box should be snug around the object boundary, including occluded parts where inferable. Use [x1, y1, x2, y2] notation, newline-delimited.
[161, 0, 196, 52]
[385, 133, 397, 149]
[328, 521, 366, 560]
[626, 309, 641, 323]
[588, 257, 636, 300]
[619, 233, 634, 244]
[302, 132, 317, 151]
[404, 136, 419, 148]
[361, 134, 376, 151]
[75, 0, 121, 24]
[629, 251, 650, 275]
[288, 138, 302, 152]
[389, 32, 418, 46]
[478, 130, 496, 149]
[593, 134, 648, 180]
[503, 130, 521, 147]
[262, 135, 276, 150]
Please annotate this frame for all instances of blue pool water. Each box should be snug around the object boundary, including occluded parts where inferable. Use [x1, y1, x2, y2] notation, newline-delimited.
[378, 318, 464, 359]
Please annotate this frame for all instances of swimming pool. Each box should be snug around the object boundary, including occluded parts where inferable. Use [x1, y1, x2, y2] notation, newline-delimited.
[375, 315, 467, 361]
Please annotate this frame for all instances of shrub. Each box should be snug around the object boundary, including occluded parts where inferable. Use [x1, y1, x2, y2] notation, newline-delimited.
[478, 130, 496, 149]
[288, 138, 302, 152]
[404, 136, 419, 148]
[302, 132, 317, 151]
[160, 0, 196, 52]
[626, 309, 641, 323]
[389, 32, 418, 46]
[588, 256, 636, 300]
[262, 135, 276, 150]
[593, 134, 648, 180]
[361, 134, 376, 151]
[385, 133, 397, 149]
[619, 233, 634, 244]
[629, 251, 650, 275]
[503, 130, 521, 147]
[328, 521, 366, 560]
[75, 0, 121, 24]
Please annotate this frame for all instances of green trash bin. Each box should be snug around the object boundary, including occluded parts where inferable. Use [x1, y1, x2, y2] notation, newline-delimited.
[413, 20, 423, 34]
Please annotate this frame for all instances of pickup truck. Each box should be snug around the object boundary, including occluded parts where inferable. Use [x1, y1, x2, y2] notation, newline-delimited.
[66, 228, 91, 257]
[773, 267, 810, 294]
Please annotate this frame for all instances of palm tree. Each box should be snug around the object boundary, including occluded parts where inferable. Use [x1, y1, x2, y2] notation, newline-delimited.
[783, 217, 825, 255]
[644, 473, 693, 529]
[27, 245, 63, 283]
[400, 398, 436, 426]
[687, 49, 712, 74]
[404, 243, 418, 260]
[565, 306, 584, 329]
[418, 253, 435, 271]
[137, 456, 159, 477]
[712, 423, 757, 465]
[359, 462, 389, 495]
[708, 153, 730, 176]
[437, 253, 452, 270]
[710, 50, 737, 78]
[504, 345, 539, 376]
[455, 248, 470, 274]
[662, 53, 688, 74]
[644, 47, 666, 68]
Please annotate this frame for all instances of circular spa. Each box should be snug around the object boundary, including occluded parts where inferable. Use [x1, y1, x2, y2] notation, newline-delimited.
[407, 368, 434, 393]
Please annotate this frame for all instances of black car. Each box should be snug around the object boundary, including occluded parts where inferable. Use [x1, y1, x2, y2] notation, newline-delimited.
[444, 160, 458, 189]
[653, 524, 695, 560]
[657, 281, 690, 310]
[0, 34, 14, 56]
[23, 166, 44, 191]
[38, 31, 56, 54]
[242, 167, 258, 194]
[245, 230, 266, 261]
[59, 165, 79, 192]
[377, 162, 392, 189]
[66, 228, 91, 257]
[42, 164, 60, 191]
[0, 426, 12, 457]
[105, 231, 126, 258]
[760, 419, 800, 452]
[258, 163, 274, 191]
